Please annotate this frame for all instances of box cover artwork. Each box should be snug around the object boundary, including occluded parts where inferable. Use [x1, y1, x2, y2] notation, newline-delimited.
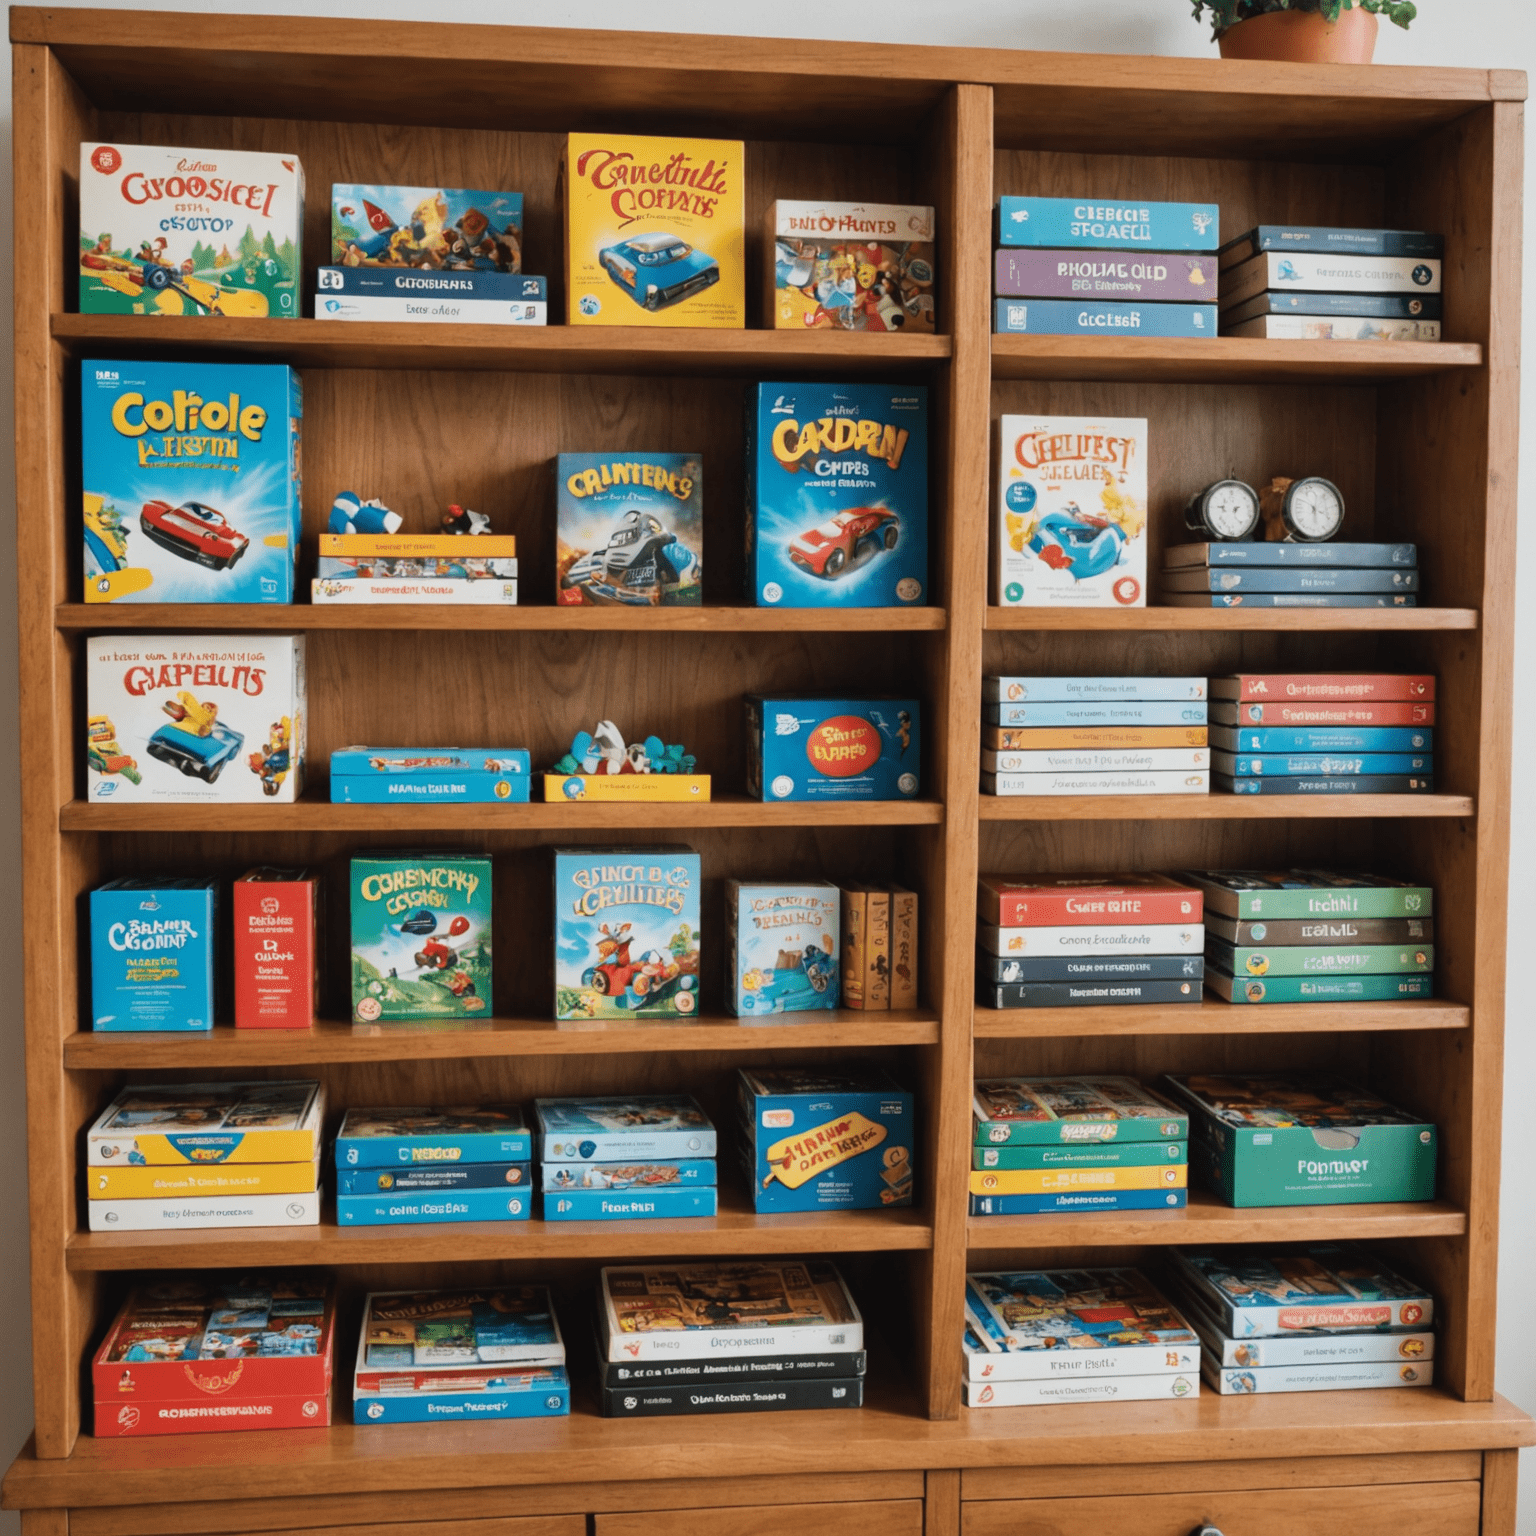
[726, 880, 840, 1015]
[746, 697, 919, 802]
[555, 452, 703, 606]
[90, 877, 217, 1032]
[82, 360, 302, 604]
[330, 185, 523, 270]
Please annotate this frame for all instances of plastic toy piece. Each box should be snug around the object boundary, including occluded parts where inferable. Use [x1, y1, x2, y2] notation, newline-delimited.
[441, 504, 491, 536]
[329, 491, 403, 536]
[86, 714, 141, 785]
[551, 723, 696, 778]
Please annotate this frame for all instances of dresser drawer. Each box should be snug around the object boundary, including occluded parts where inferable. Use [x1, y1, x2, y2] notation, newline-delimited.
[595, 1499, 924, 1536]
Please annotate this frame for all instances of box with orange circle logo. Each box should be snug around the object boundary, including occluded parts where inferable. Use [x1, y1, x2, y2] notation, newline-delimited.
[745, 697, 920, 802]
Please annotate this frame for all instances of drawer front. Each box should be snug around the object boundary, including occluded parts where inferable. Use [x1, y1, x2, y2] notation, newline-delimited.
[596, 1499, 924, 1536]
[214, 1521, 585, 1536]
[962, 1480, 1482, 1536]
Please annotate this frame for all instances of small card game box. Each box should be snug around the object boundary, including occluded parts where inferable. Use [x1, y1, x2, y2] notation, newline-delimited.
[725, 880, 840, 1016]
[79, 142, 303, 318]
[86, 634, 306, 804]
[330, 184, 523, 270]
[350, 852, 492, 1022]
[746, 697, 920, 802]
[738, 1067, 913, 1212]
[90, 878, 217, 1032]
[232, 868, 319, 1029]
[330, 748, 532, 804]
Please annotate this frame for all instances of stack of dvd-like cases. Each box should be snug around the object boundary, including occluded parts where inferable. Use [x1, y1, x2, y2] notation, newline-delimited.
[970, 1077, 1189, 1216]
[86, 1081, 324, 1232]
[1211, 673, 1435, 796]
[597, 1261, 866, 1418]
[537, 1095, 718, 1220]
[334, 1107, 532, 1226]
[981, 676, 1209, 798]
[1162, 541, 1419, 611]
[977, 873, 1205, 1009]
[964, 1268, 1200, 1407]
[352, 1285, 570, 1424]
[313, 519, 519, 606]
[1178, 870, 1434, 1006]
[1165, 1245, 1436, 1397]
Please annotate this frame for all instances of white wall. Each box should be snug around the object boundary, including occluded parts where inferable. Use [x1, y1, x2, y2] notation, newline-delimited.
[0, 1, 1530, 1529]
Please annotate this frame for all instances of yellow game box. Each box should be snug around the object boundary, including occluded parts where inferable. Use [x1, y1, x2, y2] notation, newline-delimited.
[561, 133, 744, 328]
[544, 774, 712, 802]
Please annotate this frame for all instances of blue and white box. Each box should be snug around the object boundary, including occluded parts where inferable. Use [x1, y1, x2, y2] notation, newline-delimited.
[746, 382, 927, 608]
[985, 702, 1207, 728]
[726, 881, 840, 1016]
[89, 877, 217, 1032]
[543, 1186, 718, 1221]
[337, 1162, 531, 1195]
[745, 697, 920, 802]
[354, 1375, 570, 1422]
[971, 1188, 1189, 1215]
[315, 267, 547, 325]
[985, 676, 1207, 703]
[537, 1097, 717, 1162]
[544, 1160, 717, 1189]
[995, 299, 1217, 338]
[998, 197, 1219, 251]
[330, 747, 532, 804]
[334, 1107, 532, 1167]
[337, 1188, 531, 1224]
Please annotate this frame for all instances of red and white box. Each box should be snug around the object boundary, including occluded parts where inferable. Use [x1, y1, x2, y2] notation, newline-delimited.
[233, 867, 320, 1029]
[978, 874, 1202, 928]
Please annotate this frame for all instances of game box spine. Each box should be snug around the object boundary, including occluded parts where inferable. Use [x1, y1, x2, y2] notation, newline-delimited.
[979, 952, 1205, 983]
[979, 879, 1202, 927]
[1164, 568, 1418, 594]
[311, 578, 518, 604]
[889, 887, 918, 1009]
[337, 1189, 531, 1224]
[337, 1162, 531, 1195]
[90, 1158, 319, 1199]
[540, 1130, 720, 1162]
[984, 770, 1209, 796]
[983, 677, 1207, 703]
[1207, 939, 1433, 977]
[1212, 674, 1435, 703]
[354, 1384, 570, 1422]
[601, 1377, 864, 1416]
[994, 248, 1218, 300]
[986, 725, 1209, 750]
[1202, 1356, 1433, 1394]
[1219, 251, 1443, 306]
[88, 1190, 320, 1231]
[95, 1389, 332, 1438]
[1164, 594, 1418, 609]
[973, 1113, 1188, 1149]
[1218, 774, 1436, 796]
[331, 772, 532, 804]
[1222, 315, 1440, 342]
[601, 1351, 866, 1387]
[965, 1371, 1196, 1405]
[996, 197, 1220, 250]
[969, 1188, 1188, 1215]
[543, 1159, 717, 1188]
[1210, 726, 1431, 754]
[316, 267, 546, 299]
[994, 298, 1217, 337]
[1219, 287, 1443, 320]
[1180, 873, 1435, 921]
[1218, 225, 1443, 265]
[985, 702, 1209, 727]
[1204, 913, 1431, 946]
[969, 1164, 1186, 1194]
[543, 1186, 718, 1221]
[980, 979, 1202, 1008]
[599, 1307, 863, 1362]
[1163, 541, 1417, 569]
[965, 1338, 1198, 1383]
[973, 1141, 1186, 1171]
[1214, 752, 1431, 778]
[978, 922, 1205, 957]
[336, 1132, 533, 1167]
[1205, 969, 1434, 1004]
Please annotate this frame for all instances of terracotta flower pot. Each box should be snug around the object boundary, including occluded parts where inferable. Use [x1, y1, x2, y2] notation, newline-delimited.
[1219, 8, 1379, 63]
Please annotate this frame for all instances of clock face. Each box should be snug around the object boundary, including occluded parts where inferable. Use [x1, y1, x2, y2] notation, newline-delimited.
[1286, 478, 1345, 540]
[1206, 482, 1259, 540]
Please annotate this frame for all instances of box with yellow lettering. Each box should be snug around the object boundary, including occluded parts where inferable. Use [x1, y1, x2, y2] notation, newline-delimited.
[738, 1067, 913, 1212]
[561, 133, 744, 327]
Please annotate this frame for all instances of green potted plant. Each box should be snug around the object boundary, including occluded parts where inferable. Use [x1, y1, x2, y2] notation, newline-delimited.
[1194, 0, 1417, 64]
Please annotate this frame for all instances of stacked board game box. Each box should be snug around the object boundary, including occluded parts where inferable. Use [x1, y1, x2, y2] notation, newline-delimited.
[352, 1287, 569, 1423]
[1162, 541, 1419, 611]
[92, 1273, 334, 1437]
[1161, 1073, 1437, 1207]
[538, 1096, 718, 1221]
[1210, 674, 1435, 796]
[994, 197, 1219, 338]
[964, 1268, 1200, 1406]
[981, 676, 1208, 795]
[86, 1081, 323, 1232]
[334, 1107, 532, 1226]
[313, 520, 518, 606]
[1165, 1245, 1435, 1396]
[597, 1261, 865, 1417]
[1218, 226, 1444, 341]
[1178, 869, 1434, 1006]
[970, 1077, 1189, 1216]
[331, 747, 531, 805]
[977, 873, 1205, 1009]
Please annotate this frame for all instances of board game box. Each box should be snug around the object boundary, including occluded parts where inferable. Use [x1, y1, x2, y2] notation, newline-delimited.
[92, 1272, 333, 1437]
[330, 748, 532, 804]
[973, 1077, 1187, 1146]
[746, 697, 920, 802]
[997, 197, 1219, 250]
[768, 200, 935, 331]
[79, 142, 302, 319]
[601, 1377, 863, 1416]
[970, 1188, 1188, 1215]
[330, 185, 522, 269]
[90, 1156, 321, 1201]
[965, 1371, 1196, 1405]
[537, 1096, 716, 1162]
[88, 1190, 321, 1232]
[350, 852, 492, 1021]
[544, 1186, 718, 1220]
[974, 1140, 1187, 1171]
[1177, 871, 1432, 922]
[315, 266, 546, 324]
[90, 877, 217, 1032]
[232, 867, 318, 1030]
[552, 847, 701, 1019]
[994, 299, 1217, 338]
[86, 634, 305, 804]
[338, 1188, 530, 1224]
[334, 1107, 531, 1168]
[88, 1082, 324, 1166]
[981, 954, 1204, 984]
[726, 880, 840, 1015]
[555, 452, 702, 606]
[978, 874, 1202, 928]
[978, 922, 1204, 957]
[562, 133, 744, 327]
[746, 382, 928, 608]
[738, 1066, 913, 1212]
[338, 1162, 530, 1194]
[601, 1349, 866, 1387]
[544, 1159, 716, 1189]
[994, 415, 1148, 608]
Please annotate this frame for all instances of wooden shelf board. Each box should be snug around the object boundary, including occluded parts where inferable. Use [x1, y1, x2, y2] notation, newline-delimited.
[4, 1390, 1532, 1511]
[989, 335, 1483, 384]
[59, 602, 947, 634]
[978, 793, 1472, 821]
[965, 1192, 1466, 1248]
[973, 997, 1469, 1038]
[51, 313, 951, 376]
[63, 1009, 941, 1068]
[60, 793, 945, 833]
[985, 606, 1479, 633]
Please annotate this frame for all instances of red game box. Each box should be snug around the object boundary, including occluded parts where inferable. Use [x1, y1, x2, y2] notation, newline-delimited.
[233, 867, 320, 1029]
[978, 874, 1202, 929]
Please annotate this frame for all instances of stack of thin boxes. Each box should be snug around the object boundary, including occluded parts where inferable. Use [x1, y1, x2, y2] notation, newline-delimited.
[1162, 540, 1419, 612]
[840, 883, 919, 1011]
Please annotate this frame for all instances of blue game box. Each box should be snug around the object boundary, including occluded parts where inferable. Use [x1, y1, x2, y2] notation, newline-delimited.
[90, 877, 218, 1032]
[330, 747, 532, 804]
[338, 1188, 531, 1224]
[726, 880, 841, 1016]
[994, 299, 1218, 338]
[337, 1163, 531, 1195]
[746, 697, 920, 802]
[537, 1096, 718, 1162]
[543, 1186, 719, 1221]
[746, 382, 927, 608]
[333, 1107, 532, 1167]
[82, 360, 302, 605]
[998, 197, 1220, 250]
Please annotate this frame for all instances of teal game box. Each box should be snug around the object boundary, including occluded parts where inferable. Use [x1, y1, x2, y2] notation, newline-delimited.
[746, 697, 920, 802]
[90, 877, 217, 1032]
[81, 360, 302, 604]
[350, 853, 492, 1022]
[726, 880, 840, 1016]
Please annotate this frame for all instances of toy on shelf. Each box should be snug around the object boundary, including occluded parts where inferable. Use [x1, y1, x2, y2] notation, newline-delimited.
[545, 722, 709, 802]
[328, 491, 403, 537]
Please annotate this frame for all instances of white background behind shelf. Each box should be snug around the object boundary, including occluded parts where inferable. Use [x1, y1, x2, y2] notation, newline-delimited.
[0, 0, 1530, 1528]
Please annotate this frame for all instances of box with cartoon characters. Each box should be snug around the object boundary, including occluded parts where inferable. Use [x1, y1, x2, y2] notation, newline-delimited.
[746, 697, 920, 802]
[994, 415, 1148, 608]
[82, 360, 302, 604]
[561, 133, 744, 328]
[746, 383, 928, 608]
[726, 880, 840, 1016]
[768, 201, 935, 331]
[86, 635, 305, 804]
[330, 185, 523, 270]
[553, 847, 701, 1020]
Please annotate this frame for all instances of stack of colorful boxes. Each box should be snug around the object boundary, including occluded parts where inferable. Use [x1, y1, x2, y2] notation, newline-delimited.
[312, 511, 518, 607]
[537, 1095, 718, 1220]
[1179, 870, 1434, 1006]
[1161, 539, 1420, 612]
[982, 676, 1209, 798]
[334, 1107, 532, 1226]
[993, 196, 1220, 339]
[970, 1077, 1189, 1217]
[977, 874, 1205, 1009]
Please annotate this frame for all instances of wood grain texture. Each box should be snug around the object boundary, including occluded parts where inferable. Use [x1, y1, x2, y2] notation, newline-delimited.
[1480, 1448, 1521, 1536]
[594, 1501, 924, 1536]
[925, 1470, 961, 1536]
[973, 998, 1469, 1038]
[979, 793, 1472, 820]
[215, 1522, 584, 1536]
[985, 606, 1478, 632]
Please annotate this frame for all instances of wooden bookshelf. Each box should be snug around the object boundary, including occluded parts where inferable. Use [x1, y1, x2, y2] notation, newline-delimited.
[5, 9, 1532, 1535]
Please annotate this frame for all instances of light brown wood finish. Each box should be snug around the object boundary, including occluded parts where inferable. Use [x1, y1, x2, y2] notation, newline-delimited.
[213, 1523, 584, 1536]
[924, 1471, 961, 1536]
[593, 1502, 924, 1536]
[1481, 1449, 1522, 1536]
[974, 998, 1468, 1037]
[978, 793, 1474, 820]
[985, 606, 1479, 632]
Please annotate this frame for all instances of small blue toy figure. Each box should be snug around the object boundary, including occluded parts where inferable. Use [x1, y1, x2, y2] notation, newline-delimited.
[329, 490, 402, 536]
[552, 722, 696, 777]
[1028, 504, 1132, 583]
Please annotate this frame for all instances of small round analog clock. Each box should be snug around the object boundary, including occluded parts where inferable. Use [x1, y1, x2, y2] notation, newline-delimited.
[1183, 478, 1261, 541]
[1263, 475, 1346, 543]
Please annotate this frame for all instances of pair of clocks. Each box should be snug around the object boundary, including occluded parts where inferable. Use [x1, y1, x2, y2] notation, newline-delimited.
[1183, 475, 1346, 543]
